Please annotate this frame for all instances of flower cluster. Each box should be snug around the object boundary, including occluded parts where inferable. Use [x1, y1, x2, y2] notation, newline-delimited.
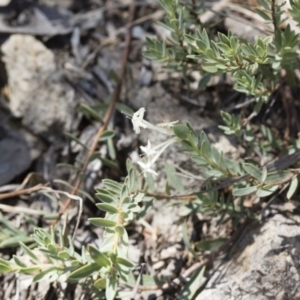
[131, 108, 178, 177]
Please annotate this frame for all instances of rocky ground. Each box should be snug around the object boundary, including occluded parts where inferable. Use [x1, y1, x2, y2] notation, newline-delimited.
[0, 0, 300, 299]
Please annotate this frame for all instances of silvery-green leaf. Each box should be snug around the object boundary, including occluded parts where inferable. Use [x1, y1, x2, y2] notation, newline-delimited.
[94, 278, 106, 289]
[116, 256, 135, 268]
[173, 124, 190, 139]
[243, 163, 262, 181]
[165, 164, 185, 193]
[265, 171, 291, 184]
[96, 192, 118, 204]
[106, 273, 117, 300]
[20, 266, 42, 275]
[88, 245, 111, 267]
[0, 258, 12, 273]
[19, 242, 39, 262]
[179, 266, 206, 300]
[261, 166, 267, 183]
[102, 179, 122, 194]
[68, 263, 100, 280]
[13, 256, 27, 268]
[256, 185, 279, 197]
[202, 63, 218, 73]
[89, 218, 117, 228]
[195, 238, 227, 252]
[287, 176, 298, 199]
[96, 203, 118, 214]
[233, 186, 257, 196]
[33, 267, 59, 282]
[99, 130, 115, 141]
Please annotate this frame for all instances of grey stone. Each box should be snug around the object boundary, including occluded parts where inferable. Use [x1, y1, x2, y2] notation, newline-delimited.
[0, 109, 44, 185]
[196, 209, 300, 300]
[1, 34, 76, 141]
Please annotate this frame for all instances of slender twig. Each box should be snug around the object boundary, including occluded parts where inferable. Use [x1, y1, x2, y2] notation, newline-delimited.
[52, 4, 136, 226]
[190, 0, 202, 27]
[0, 183, 48, 200]
[271, 0, 277, 32]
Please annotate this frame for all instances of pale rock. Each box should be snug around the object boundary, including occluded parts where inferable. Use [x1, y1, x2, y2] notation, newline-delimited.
[196, 208, 300, 300]
[1, 35, 76, 141]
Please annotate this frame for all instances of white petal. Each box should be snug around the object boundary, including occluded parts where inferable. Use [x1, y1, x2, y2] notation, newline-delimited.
[137, 160, 158, 177]
[140, 140, 157, 157]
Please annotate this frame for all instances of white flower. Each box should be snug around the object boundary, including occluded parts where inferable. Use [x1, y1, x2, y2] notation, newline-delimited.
[140, 140, 157, 158]
[132, 108, 147, 134]
[137, 137, 178, 177]
[137, 160, 158, 177]
[131, 107, 177, 136]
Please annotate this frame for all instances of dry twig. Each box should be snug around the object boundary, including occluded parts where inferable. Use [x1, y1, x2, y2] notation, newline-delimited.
[52, 4, 136, 226]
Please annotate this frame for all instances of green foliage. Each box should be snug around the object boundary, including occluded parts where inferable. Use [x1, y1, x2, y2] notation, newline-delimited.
[3, 1, 300, 299]
[1, 164, 146, 299]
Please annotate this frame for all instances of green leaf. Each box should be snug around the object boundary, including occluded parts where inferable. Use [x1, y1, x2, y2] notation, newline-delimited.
[33, 266, 58, 282]
[102, 179, 123, 194]
[19, 242, 39, 262]
[89, 218, 117, 228]
[287, 176, 298, 199]
[173, 124, 190, 139]
[195, 238, 227, 252]
[114, 225, 125, 235]
[106, 273, 117, 300]
[0, 235, 32, 248]
[191, 156, 207, 166]
[78, 103, 103, 122]
[265, 171, 291, 184]
[58, 250, 70, 259]
[68, 263, 100, 280]
[96, 192, 118, 204]
[164, 164, 185, 193]
[88, 245, 111, 267]
[256, 185, 279, 197]
[107, 138, 116, 160]
[198, 73, 211, 90]
[243, 163, 262, 181]
[202, 63, 218, 73]
[64, 132, 89, 150]
[19, 266, 41, 275]
[96, 203, 119, 214]
[116, 256, 135, 268]
[13, 256, 27, 268]
[233, 186, 257, 196]
[99, 130, 115, 141]
[179, 266, 206, 300]
[94, 278, 106, 289]
[0, 258, 12, 273]
[261, 167, 267, 183]
[116, 102, 134, 117]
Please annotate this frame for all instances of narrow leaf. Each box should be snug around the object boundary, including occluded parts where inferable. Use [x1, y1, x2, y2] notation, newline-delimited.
[173, 124, 190, 140]
[88, 245, 111, 267]
[96, 203, 118, 214]
[165, 164, 185, 193]
[89, 218, 117, 228]
[256, 185, 279, 197]
[99, 130, 115, 141]
[116, 256, 135, 268]
[179, 266, 206, 300]
[287, 176, 298, 199]
[243, 163, 262, 181]
[233, 186, 257, 196]
[106, 273, 117, 300]
[19, 242, 39, 262]
[195, 238, 227, 252]
[68, 263, 100, 280]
